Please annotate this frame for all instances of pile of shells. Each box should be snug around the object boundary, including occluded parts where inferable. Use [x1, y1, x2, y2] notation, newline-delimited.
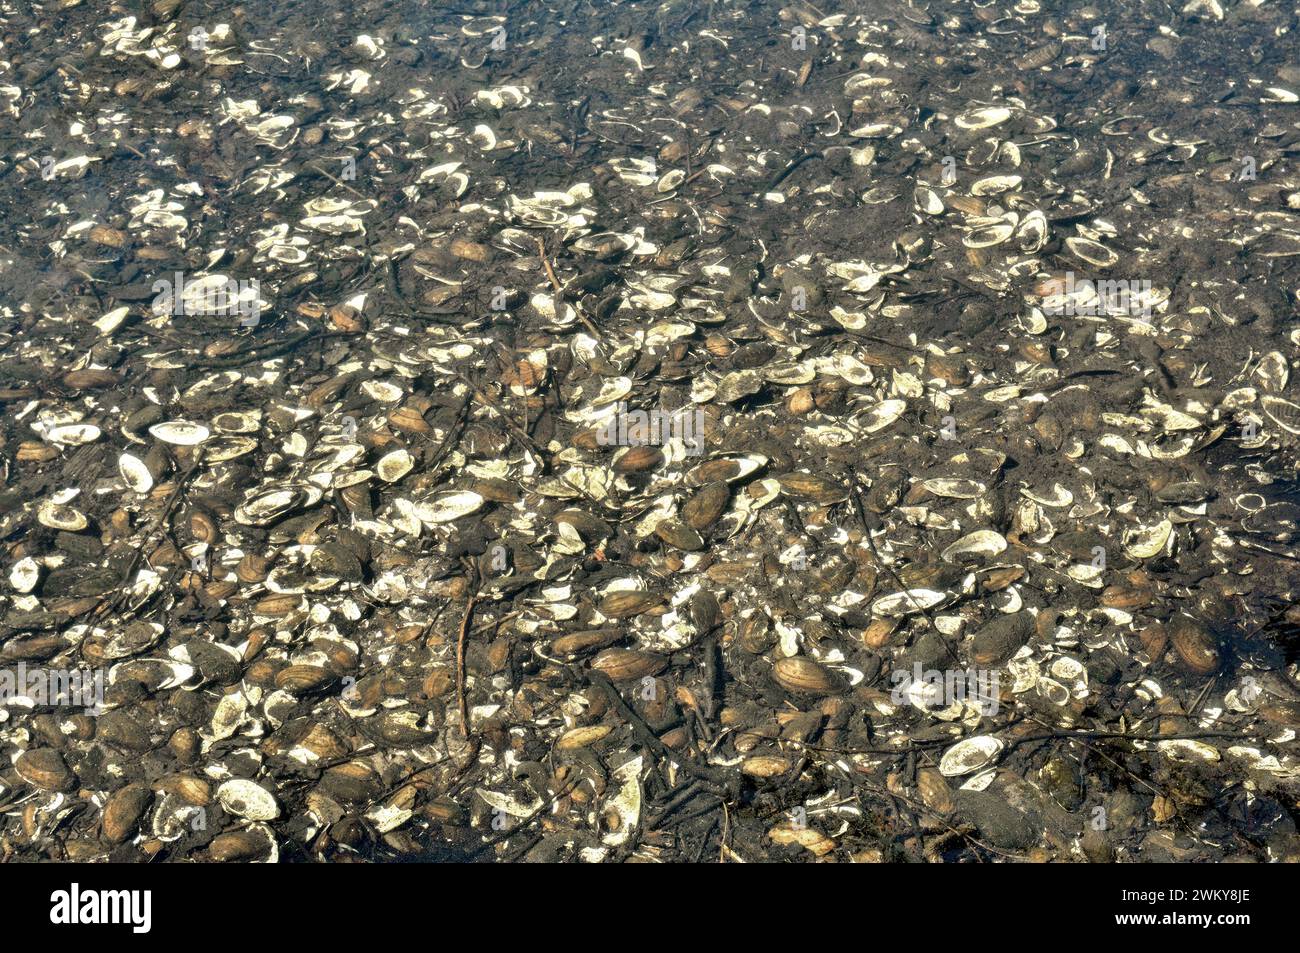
[0, 0, 1299, 862]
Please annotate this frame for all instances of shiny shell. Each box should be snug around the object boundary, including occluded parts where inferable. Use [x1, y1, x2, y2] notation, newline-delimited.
[914, 186, 945, 215]
[211, 411, 262, 434]
[235, 487, 304, 525]
[686, 454, 766, 486]
[1261, 396, 1300, 435]
[10, 557, 40, 593]
[969, 174, 1022, 195]
[873, 588, 948, 617]
[216, 779, 280, 821]
[963, 221, 1015, 247]
[772, 657, 846, 696]
[939, 735, 1004, 777]
[45, 423, 102, 446]
[858, 399, 907, 433]
[1065, 236, 1119, 268]
[941, 530, 1007, 561]
[1124, 519, 1172, 559]
[415, 490, 485, 524]
[955, 106, 1012, 129]
[149, 420, 211, 446]
[375, 448, 414, 482]
[119, 453, 155, 493]
[37, 500, 88, 531]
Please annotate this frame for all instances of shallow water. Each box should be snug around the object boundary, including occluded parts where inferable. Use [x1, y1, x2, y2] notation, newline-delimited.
[0, 0, 1299, 863]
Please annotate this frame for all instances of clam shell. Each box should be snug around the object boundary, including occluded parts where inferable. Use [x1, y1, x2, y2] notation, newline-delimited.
[777, 472, 849, 504]
[772, 657, 847, 696]
[970, 174, 1022, 195]
[204, 435, 259, 463]
[1016, 209, 1047, 252]
[556, 725, 614, 751]
[1124, 519, 1172, 559]
[682, 482, 730, 530]
[1021, 484, 1073, 507]
[1169, 617, 1219, 675]
[10, 557, 40, 593]
[37, 500, 88, 531]
[216, 779, 280, 821]
[1253, 351, 1289, 393]
[763, 362, 816, 386]
[657, 169, 685, 192]
[45, 423, 102, 446]
[1157, 739, 1221, 763]
[717, 369, 764, 403]
[149, 420, 211, 446]
[573, 232, 636, 257]
[686, 454, 766, 486]
[376, 448, 414, 482]
[914, 186, 945, 215]
[601, 756, 643, 847]
[211, 411, 262, 433]
[954, 106, 1012, 129]
[235, 487, 304, 525]
[119, 453, 155, 493]
[415, 490, 485, 524]
[873, 588, 948, 617]
[923, 478, 986, 499]
[963, 222, 1015, 247]
[939, 736, 1004, 777]
[590, 647, 667, 680]
[1261, 396, 1300, 435]
[1065, 236, 1119, 268]
[941, 530, 1008, 561]
[858, 399, 907, 433]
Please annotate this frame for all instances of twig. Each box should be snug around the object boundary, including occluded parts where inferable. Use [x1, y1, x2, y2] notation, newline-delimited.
[535, 235, 603, 340]
[841, 769, 1023, 861]
[582, 669, 732, 791]
[800, 727, 1254, 758]
[304, 160, 371, 201]
[451, 371, 547, 461]
[536, 235, 562, 294]
[425, 391, 473, 477]
[457, 585, 481, 737]
[103, 455, 203, 613]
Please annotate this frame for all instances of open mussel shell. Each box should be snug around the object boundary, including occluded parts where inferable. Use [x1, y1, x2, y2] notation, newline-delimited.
[1015, 209, 1047, 252]
[1261, 396, 1300, 434]
[1064, 236, 1119, 268]
[939, 736, 1004, 776]
[963, 221, 1015, 248]
[955, 106, 1012, 129]
[375, 448, 414, 482]
[37, 500, 89, 531]
[148, 420, 211, 446]
[234, 485, 318, 525]
[118, 452, 158, 493]
[572, 231, 636, 259]
[941, 530, 1007, 562]
[914, 186, 945, 215]
[685, 454, 767, 486]
[414, 490, 485, 524]
[45, 423, 101, 446]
